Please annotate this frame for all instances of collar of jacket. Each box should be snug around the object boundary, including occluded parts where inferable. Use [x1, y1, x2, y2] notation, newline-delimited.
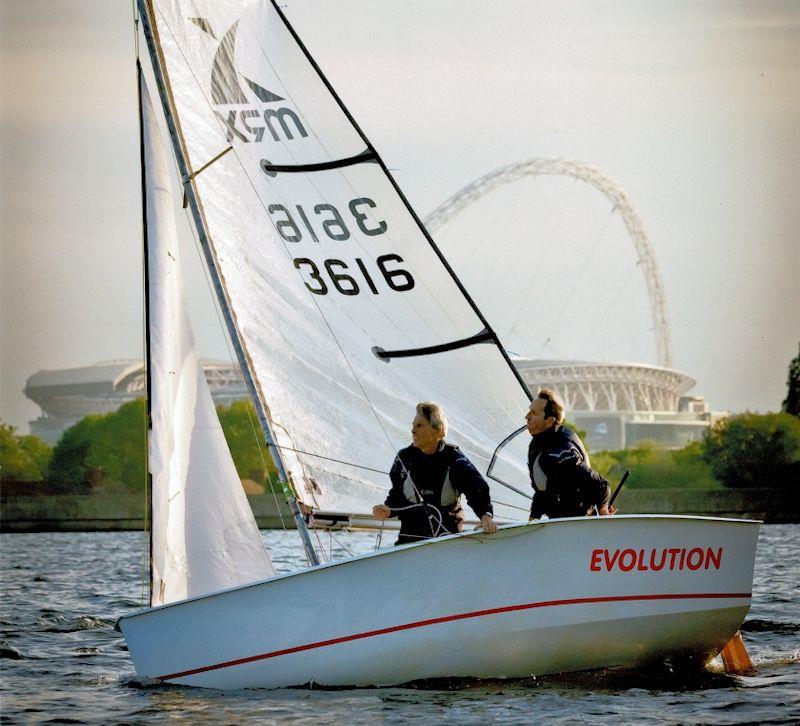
[532, 425, 563, 446]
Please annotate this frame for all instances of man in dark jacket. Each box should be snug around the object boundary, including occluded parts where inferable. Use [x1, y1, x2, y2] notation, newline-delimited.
[526, 388, 613, 519]
[373, 402, 497, 545]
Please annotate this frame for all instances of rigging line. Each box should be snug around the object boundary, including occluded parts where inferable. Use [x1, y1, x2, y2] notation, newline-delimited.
[589, 325, 655, 359]
[535, 205, 615, 359]
[556, 260, 640, 336]
[492, 499, 530, 513]
[273, 445, 389, 475]
[269, 0, 532, 402]
[576, 263, 642, 360]
[152, 10, 405, 463]
[525, 175, 580, 301]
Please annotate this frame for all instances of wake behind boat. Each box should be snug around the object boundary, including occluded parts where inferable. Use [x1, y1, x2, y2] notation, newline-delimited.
[119, 515, 758, 689]
[118, 0, 760, 689]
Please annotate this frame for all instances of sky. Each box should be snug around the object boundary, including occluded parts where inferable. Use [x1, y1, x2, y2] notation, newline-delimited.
[1, 0, 798, 433]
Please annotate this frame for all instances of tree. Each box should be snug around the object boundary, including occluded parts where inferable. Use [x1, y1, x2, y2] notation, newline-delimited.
[46, 415, 104, 492]
[592, 439, 717, 490]
[783, 343, 800, 416]
[45, 397, 279, 494]
[85, 398, 147, 493]
[0, 423, 52, 481]
[702, 412, 800, 488]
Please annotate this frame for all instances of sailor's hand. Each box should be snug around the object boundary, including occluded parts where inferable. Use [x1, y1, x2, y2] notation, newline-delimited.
[598, 504, 617, 516]
[481, 514, 498, 534]
[372, 504, 391, 520]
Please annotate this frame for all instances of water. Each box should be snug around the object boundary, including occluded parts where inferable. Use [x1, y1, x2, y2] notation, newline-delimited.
[1, 526, 798, 724]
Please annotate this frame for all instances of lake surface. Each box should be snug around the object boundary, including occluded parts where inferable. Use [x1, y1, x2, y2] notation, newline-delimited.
[1, 525, 798, 724]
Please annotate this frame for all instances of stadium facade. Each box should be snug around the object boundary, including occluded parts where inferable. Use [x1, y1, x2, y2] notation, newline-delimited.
[24, 361, 247, 444]
[25, 358, 717, 450]
[515, 359, 719, 450]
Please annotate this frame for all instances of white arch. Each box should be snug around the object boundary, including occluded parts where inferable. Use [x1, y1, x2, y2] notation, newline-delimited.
[425, 157, 673, 368]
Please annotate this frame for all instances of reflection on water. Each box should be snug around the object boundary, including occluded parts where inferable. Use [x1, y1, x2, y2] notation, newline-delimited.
[1, 525, 798, 724]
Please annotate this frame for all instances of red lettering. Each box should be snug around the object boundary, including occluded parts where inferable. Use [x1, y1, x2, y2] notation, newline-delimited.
[706, 547, 722, 570]
[668, 548, 681, 569]
[619, 549, 636, 572]
[594, 545, 723, 574]
[687, 547, 704, 570]
[649, 548, 666, 571]
[604, 549, 620, 571]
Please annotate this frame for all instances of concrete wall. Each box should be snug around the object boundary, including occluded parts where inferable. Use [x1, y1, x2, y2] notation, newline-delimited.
[0, 489, 795, 532]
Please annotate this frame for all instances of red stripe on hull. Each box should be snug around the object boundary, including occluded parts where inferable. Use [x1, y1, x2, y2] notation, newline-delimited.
[157, 591, 751, 681]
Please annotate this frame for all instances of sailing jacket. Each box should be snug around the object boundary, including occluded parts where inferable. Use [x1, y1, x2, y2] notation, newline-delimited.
[384, 442, 493, 545]
[528, 426, 610, 519]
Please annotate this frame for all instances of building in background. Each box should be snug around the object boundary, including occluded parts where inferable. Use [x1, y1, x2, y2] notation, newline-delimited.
[514, 358, 725, 451]
[24, 360, 246, 444]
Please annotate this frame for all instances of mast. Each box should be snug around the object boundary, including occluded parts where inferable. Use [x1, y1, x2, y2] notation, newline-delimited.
[136, 58, 155, 605]
[136, 0, 320, 567]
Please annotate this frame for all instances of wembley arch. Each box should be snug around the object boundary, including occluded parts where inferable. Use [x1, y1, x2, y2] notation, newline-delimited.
[424, 157, 673, 369]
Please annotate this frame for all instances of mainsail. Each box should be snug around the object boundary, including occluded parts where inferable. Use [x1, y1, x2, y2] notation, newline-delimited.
[142, 68, 274, 605]
[142, 0, 533, 521]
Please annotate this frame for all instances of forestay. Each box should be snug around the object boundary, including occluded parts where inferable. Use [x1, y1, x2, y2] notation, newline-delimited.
[145, 0, 533, 520]
[143, 72, 274, 605]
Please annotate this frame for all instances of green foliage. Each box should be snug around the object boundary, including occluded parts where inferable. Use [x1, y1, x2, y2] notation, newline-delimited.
[44, 397, 280, 495]
[0, 423, 53, 481]
[783, 343, 800, 416]
[47, 413, 115, 492]
[84, 399, 147, 493]
[216, 399, 278, 485]
[592, 439, 719, 490]
[702, 411, 800, 488]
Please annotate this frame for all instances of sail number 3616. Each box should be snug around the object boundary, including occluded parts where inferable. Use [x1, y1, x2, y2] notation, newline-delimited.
[293, 255, 414, 296]
[269, 196, 415, 296]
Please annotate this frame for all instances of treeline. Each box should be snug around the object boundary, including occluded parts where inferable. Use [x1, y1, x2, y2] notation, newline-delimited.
[0, 399, 278, 493]
[593, 412, 799, 490]
[2, 405, 799, 494]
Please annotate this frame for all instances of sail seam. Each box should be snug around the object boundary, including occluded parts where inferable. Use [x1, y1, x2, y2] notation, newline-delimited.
[155, 591, 753, 681]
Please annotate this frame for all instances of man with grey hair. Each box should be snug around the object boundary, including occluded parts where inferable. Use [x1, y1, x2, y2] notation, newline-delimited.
[525, 388, 613, 519]
[373, 402, 497, 545]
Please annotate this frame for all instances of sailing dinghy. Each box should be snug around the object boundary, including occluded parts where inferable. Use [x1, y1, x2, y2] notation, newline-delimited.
[118, 0, 760, 689]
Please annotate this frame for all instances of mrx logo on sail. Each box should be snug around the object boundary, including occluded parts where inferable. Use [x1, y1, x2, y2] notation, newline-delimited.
[191, 17, 307, 144]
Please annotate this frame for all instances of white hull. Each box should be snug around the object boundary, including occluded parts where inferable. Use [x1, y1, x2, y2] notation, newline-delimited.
[118, 515, 759, 689]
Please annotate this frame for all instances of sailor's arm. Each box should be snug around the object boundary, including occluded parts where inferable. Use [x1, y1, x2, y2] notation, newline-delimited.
[553, 447, 612, 514]
[451, 450, 497, 533]
[373, 454, 407, 520]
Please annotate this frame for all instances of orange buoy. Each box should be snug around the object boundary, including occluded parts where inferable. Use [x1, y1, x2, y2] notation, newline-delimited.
[719, 631, 754, 675]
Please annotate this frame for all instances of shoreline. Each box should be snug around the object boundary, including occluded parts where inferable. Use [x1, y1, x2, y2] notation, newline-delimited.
[0, 487, 794, 532]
